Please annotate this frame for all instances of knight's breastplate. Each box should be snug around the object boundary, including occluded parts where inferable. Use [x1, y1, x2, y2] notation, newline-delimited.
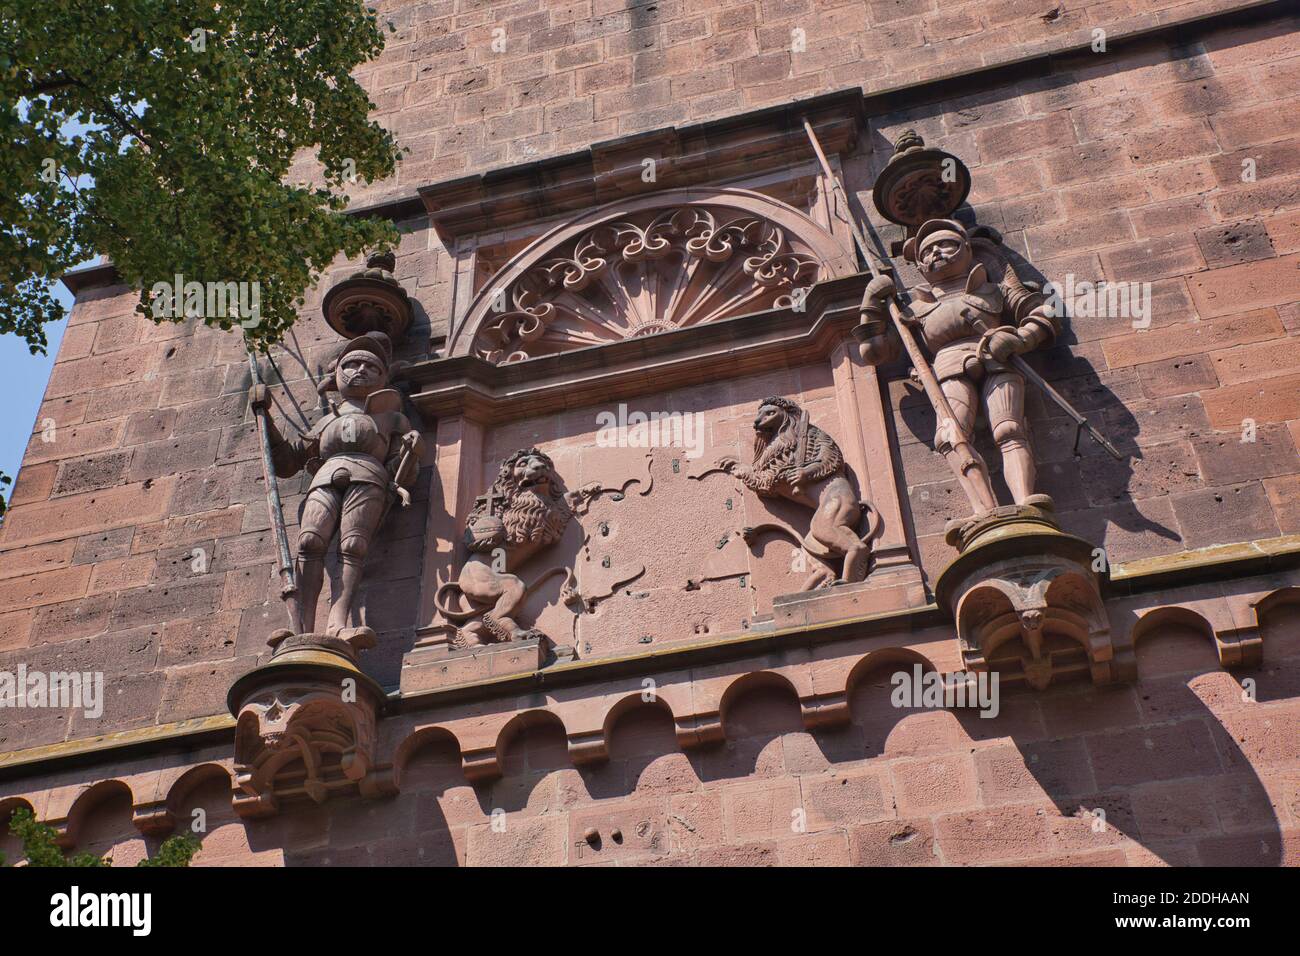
[919, 293, 1000, 352]
[318, 412, 389, 461]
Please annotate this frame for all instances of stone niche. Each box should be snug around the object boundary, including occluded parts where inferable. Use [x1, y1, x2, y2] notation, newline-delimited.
[398, 100, 928, 693]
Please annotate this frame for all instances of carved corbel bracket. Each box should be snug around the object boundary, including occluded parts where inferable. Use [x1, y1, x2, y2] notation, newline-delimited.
[132, 802, 177, 837]
[937, 505, 1131, 691]
[226, 636, 389, 819]
[1215, 624, 1263, 669]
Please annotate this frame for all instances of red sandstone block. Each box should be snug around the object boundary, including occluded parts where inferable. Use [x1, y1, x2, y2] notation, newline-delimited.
[1042, 139, 1135, 188]
[1210, 337, 1300, 386]
[1087, 718, 1226, 790]
[1101, 309, 1284, 368]
[1264, 474, 1300, 532]
[0, 565, 92, 614]
[1142, 158, 1215, 202]
[1098, 233, 1205, 282]
[667, 791, 724, 851]
[23, 420, 124, 466]
[1214, 175, 1300, 221]
[1192, 424, 1299, 484]
[891, 753, 979, 815]
[1172, 481, 1282, 548]
[0, 609, 34, 652]
[1025, 211, 1133, 260]
[976, 112, 1075, 163]
[848, 818, 938, 866]
[1201, 372, 1300, 428]
[934, 804, 1053, 865]
[1135, 354, 1219, 398]
[966, 157, 1046, 202]
[1216, 706, 1300, 768]
[775, 830, 851, 866]
[1130, 197, 1214, 238]
[567, 799, 672, 864]
[466, 814, 568, 866]
[722, 778, 802, 842]
[974, 738, 1097, 805]
[800, 766, 892, 830]
[86, 556, 156, 596]
[0, 540, 75, 581]
[1212, 97, 1300, 151]
[1264, 211, 1300, 254]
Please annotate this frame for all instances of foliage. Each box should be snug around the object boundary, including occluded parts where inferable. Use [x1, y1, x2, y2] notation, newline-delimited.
[2, 806, 200, 867]
[1, 0, 402, 354]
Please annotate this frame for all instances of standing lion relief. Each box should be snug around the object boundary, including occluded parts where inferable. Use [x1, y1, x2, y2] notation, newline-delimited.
[434, 448, 598, 648]
[718, 397, 881, 589]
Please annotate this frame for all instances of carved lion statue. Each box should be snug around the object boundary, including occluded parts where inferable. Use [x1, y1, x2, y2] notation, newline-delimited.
[719, 396, 879, 587]
[435, 447, 594, 647]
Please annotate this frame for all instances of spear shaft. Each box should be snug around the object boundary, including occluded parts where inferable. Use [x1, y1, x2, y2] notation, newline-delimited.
[246, 349, 297, 602]
[802, 118, 997, 513]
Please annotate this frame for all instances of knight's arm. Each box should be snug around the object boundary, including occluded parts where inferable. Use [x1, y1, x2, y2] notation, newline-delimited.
[855, 275, 904, 366]
[1001, 264, 1060, 353]
[385, 414, 425, 488]
[249, 386, 316, 478]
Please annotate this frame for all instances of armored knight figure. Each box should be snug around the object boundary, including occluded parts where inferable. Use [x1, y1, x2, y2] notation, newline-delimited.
[248, 331, 423, 641]
[856, 218, 1061, 508]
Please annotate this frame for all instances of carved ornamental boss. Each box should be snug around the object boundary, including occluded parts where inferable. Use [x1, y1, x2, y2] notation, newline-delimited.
[435, 448, 597, 648]
[720, 397, 879, 587]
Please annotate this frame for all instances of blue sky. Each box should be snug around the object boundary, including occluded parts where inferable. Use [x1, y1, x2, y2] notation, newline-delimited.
[0, 285, 71, 494]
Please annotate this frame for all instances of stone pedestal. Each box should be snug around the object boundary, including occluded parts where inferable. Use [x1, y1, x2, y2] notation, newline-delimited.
[400, 628, 546, 695]
[227, 633, 392, 819]
[935, 504, 1132, 691]
[771, 563, 928, 629]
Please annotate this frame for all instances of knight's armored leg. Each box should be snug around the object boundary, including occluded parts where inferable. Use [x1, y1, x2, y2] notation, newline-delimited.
[295, 487, 341, 634]
[327, 482, 388, 636]
[940, 375, 998, 511]
[984, 370, 1036, 504]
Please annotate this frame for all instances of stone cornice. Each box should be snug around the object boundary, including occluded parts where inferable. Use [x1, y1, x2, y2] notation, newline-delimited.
[404, 273, 869, 422]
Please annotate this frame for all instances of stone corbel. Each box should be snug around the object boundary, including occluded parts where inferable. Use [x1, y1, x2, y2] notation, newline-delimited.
[227, 637, 388, 819]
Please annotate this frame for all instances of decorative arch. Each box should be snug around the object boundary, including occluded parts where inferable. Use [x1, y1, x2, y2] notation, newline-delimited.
[450, 187, 857, 363]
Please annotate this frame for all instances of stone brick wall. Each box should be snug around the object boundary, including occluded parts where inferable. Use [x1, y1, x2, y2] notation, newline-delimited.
[0, 0, 1297, 867]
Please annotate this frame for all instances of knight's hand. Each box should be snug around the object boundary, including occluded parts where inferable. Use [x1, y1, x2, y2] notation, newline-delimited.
[248, 384, 271, 411]
[980, 326, 1024, 363]
[864, 274, 896, 302]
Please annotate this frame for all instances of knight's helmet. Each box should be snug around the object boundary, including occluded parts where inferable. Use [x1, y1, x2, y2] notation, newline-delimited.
[320, 331, 393, 399]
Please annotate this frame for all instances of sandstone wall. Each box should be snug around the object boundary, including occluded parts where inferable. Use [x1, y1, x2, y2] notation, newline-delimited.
[0, 0, 1296, 866]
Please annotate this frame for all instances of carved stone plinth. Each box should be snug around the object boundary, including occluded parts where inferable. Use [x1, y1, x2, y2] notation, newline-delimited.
[935, 505, 1132, 691]
[227, 633, 391, 819]
[400, 630, 546, 695]
[771, 564, 928, 629]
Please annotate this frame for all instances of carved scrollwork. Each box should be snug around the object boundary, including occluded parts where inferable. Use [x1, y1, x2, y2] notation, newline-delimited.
[474, 206, 822, 363]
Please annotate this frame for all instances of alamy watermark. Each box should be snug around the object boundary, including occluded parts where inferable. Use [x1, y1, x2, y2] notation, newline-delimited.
[595, 403, 706, 459]
[0, 665, 103, 719]
[149, 272, 261, 327]
[891, 664, 1000, 718]
[1045, 274, 1151, 329]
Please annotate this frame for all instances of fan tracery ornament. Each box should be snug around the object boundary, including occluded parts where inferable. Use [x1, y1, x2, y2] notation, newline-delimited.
[468, 202, 831, 363]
